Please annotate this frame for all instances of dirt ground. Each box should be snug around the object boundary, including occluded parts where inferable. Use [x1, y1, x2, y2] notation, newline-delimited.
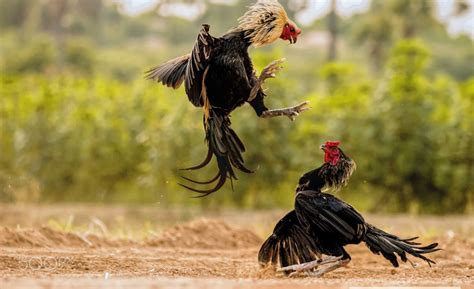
[0, 204, 473, 289]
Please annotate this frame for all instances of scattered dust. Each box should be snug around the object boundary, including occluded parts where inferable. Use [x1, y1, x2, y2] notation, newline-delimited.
[146, 218, 262, 249]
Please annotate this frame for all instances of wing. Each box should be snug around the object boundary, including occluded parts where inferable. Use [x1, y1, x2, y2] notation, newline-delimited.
[258, 210, 321, 268]
[184, 24, 216, 107]
[145, 54, 189, 89]
[295, 191, 366, 244]
[145, 24, 216, 107]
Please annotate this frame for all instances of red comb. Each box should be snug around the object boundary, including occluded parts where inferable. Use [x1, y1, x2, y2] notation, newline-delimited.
[325, 141, 340, 147]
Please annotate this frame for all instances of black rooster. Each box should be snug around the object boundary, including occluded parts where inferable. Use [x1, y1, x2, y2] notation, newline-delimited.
[258, 141, 439, 277]
[146, 0, 309, 196]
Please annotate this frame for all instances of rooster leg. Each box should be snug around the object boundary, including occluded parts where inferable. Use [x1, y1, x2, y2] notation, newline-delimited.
[259, 58, 286, 82]
[247, 58, 285, 102]
[261, 101, 311, 121]
[278, 255, 342, 276]
[305, 258, 350, 278]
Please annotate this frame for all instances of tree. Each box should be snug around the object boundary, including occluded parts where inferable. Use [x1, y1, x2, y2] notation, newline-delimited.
[327, 0, 337, 61]
[353, 0, 394, 72]
[368, 40, 432, 211]
[353, 0, 471, 74]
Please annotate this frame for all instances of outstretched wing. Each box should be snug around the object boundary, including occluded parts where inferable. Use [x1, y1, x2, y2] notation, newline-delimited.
[145, 24, 216, 107]
[184, 24, 216, 107]
[258, 210, 321, 268]
[145, 54, 189, 89]
[295, 191, 366, 244]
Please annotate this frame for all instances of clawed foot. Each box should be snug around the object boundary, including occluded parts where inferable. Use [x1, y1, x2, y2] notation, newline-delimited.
[286, 101, 311, 121]
[260, 58, 286, 82]
[247, 58, 286, 102]
[278, 256, 347, 278]
[261, 101, 311, 121]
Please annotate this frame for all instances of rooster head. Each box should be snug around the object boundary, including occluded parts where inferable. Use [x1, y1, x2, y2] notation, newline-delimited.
[238, 0, 301, 47]
[319, 141, 356, 192]
[320, 141, 342, 166]
[280, 20, 301, 44]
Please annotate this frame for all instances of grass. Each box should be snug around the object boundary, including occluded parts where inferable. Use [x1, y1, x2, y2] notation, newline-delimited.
[0, 203, 473, 241]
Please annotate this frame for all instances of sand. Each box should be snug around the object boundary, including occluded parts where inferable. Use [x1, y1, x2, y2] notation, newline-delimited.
[1, 216, 473, 289]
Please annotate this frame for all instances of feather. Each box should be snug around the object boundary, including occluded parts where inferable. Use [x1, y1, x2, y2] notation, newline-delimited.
[184, 24, 216, 107]
[237, 0, 289, 47]
[145, 55, 189, 89]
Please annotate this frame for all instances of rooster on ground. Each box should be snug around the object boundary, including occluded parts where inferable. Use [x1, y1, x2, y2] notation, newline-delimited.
[146, 0, 309, 196]
[258, 141, 439, 277]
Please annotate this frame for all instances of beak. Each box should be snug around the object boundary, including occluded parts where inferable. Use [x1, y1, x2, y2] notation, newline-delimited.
[320, 144, 326, 151]
[289, 35, 298, 44]
[292, 28, 301, 44]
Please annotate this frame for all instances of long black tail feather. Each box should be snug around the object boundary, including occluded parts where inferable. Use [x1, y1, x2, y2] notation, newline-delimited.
[180, 149, 213, 171]
[180, 109, 253, 196]
[258, 211, 321, 269]
[180, 172, 220, 185]
[363, 224, 440, 267]
[178, 173, 227, 198]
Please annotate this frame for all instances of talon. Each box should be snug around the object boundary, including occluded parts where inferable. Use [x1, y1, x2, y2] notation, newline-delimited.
[294, 101, 311, 113]
[278, 256, 344, 275]
[288, 271, 300, 278]
[291, 111, 299, 117]
[261, 59, 287, 81]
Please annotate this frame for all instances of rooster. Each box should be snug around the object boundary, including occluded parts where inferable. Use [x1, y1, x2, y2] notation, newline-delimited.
[258, 141, 439, 277]
[146, 0, 309, 196]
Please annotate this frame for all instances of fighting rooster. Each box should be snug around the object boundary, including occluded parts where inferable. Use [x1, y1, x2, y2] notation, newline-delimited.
[258, 141, 439, 277]
[146, 0, 309, 196]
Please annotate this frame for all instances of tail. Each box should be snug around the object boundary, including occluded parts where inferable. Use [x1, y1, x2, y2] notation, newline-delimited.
[363, 224, 440, 267]
[145, 55, 189, 89]
[258, 211, 321, 268]
[179, 109, 253, 197]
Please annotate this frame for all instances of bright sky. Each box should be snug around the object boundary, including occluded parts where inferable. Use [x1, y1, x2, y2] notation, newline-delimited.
[116, 0, 474, 38]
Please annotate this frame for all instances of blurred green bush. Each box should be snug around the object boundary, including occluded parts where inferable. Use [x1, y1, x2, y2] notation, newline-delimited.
[0, 41, 472, 213]
[0, 0, 472, 213]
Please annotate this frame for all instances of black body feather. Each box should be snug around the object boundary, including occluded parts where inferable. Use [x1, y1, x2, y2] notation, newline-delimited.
[147, 25, 270, 195]
[259, 153, 439, 272]
[258, 210, 322, 268]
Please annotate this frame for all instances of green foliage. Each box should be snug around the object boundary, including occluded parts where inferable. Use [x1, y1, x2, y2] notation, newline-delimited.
[349, 0, 472, 78]
[0, 75, 198, 204]
[0, 0, 472, 213]
[65, 38, 96, 73]
[363, 40, 472, 213]
[1, 33, 56, 73]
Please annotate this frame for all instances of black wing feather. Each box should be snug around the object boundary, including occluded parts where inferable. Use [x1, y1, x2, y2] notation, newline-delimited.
[146, 24, 216, 107]
[258, 210, 321, 268]
[184, 24, 216, 107]
[295, 191, 366, 243]
[145, 55, 189, 89]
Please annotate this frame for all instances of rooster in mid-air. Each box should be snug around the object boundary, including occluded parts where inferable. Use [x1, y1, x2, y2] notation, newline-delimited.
[146, 0, 309, 196]
[258, 141, 439, 277]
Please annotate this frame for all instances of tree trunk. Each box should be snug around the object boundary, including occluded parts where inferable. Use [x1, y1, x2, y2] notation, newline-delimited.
[49, 0, 68, 69]
[327, 0, 337, 61]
